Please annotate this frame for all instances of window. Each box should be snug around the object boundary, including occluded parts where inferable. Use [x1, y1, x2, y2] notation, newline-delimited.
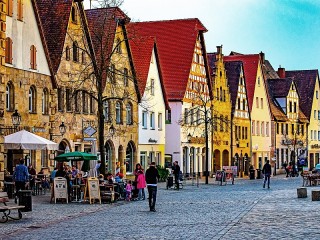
[150, 79, 155, 95]
[213, 114, 217, 131]
[196, 109, 201, 125]
[57, 88, 64, 112]
[66, 46, 70, 60]
[17, 0, 23, 20]
[166, 109, 171, 123]
[71, 5, 77, 23]
[5, 82, 14, 111]
[190, 109, 194, 125]
[82, 90, 88, 113]
[237, 98, 240, 110]
[115, 38, 121, 53]
[291, 124, 294, 135]
[260, 98, 263, 109]
[41, 150, 48, 168]
[301, 125, 304, 135]
[6, 0, 13, 17]
[115, 101, 122, 124]
[242, 99, 246, 110]
[266, 122, 269, 136]
[142, 111, 147, 129]
[66, 88, 72, 112]
[74, 91, 80, 113]
[220, 115, 223, 132]
[5, 37, 13, 64]
[225, 116, 228, 132]
[318, 111, 320, 120]
[256, 121, 260, 136]
[261, 122, 264, 136]
[281, 123, 283, 134]
[90, 95, 95, 114]
[315, 110, 317, 119]
[318, 131, 320, 141]
[42, 88, 49, 114]
[285, 124, 288, 135]
[317, 91, 319, 99]
[103, 100, 110, 122]
[289, 101, 292, 112]
[311, 130, 313, 140]
[294, 102, 297, 113]
[110, 64, 115, 83]
[29, 86, 36, 113]
[315, 131, 317, 140]
[123, 68, 128, 87]
[73, 41, 79, 62]
[258, 77, 260, 85]
[158, 113, 163, 130]
[184, 108, 189, 125]
[30, 45, 37, 69]
[252, 121, 255, 135]
[126, 103, 132, 125]
[256, 97, 259, 108]
[150, 112, 155, 129]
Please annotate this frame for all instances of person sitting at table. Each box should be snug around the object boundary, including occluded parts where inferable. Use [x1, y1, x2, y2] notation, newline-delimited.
[106, 173, 114, 184]
[38, 168, 50, 190]
[71, 165, 79, 178]
[28, 165, 36, 194]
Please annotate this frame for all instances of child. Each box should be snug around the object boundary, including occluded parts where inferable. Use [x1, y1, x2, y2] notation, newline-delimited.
[125, 180, 133, 201]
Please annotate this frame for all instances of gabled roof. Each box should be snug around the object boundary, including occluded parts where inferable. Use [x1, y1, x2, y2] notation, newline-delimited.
[286, 70, 319, 120]
[126, 18, 208, 101]
[85, 7, 130, 69]
[207, 53, 217, 76]
[128, 36, 170, 110]
[34, 0, 73, 75]
[224, 54, 260, 112]
[224, 61, 243, 113]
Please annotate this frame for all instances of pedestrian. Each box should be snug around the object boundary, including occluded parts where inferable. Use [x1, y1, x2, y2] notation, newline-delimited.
[125, 180, 133, 201]
[13, 159, 29, 203]
[145, 162, 160, 212]
[262, 160, 272, 189]
[172, 161, 180, 190]
[136, 170, 146, 200]
[283, 161, 289, 177]
[28, 165, 36, 194]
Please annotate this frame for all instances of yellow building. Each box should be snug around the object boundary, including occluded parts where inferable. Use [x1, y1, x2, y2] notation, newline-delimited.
[224, 60, 251, 176]
[207, 46, 232, 172]
[86, 8, 139, 177]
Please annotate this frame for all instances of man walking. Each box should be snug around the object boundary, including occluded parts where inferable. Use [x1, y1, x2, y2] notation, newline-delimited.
[262, 160, 272, 189]
[172, 161, 181, 190]
[13, 159, 29, 203]
[145, 162, 159, 212]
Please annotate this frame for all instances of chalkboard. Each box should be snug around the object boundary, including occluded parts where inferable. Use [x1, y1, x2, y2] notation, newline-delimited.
[54, 177, 68, 204]
[87, 177, 101, 204]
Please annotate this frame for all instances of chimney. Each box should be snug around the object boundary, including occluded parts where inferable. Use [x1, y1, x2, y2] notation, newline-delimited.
[278, 66, 286, 78]
[216, 45, 222, 55]
[259, 51, 265, 64]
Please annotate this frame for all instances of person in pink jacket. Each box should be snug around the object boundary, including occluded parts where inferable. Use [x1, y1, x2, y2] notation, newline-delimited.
[136, 169, 146, 200]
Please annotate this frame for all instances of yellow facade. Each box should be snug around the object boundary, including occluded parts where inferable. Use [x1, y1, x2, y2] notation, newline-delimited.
[211, 46, 231, 172]
[251, 62, 272, 169]
[103, 24, 139, 176]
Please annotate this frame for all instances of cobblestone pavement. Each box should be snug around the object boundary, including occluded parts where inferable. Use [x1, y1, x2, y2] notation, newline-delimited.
[1, 175, 320, 240]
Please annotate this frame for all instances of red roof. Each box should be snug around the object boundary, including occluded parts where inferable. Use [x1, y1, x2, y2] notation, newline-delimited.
[224, 54, 260, 112]
[35, 0, 73, 75]
[127, 19, 207, 101]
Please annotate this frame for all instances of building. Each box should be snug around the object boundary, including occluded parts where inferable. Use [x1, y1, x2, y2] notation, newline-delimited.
[85, 7, 139, 176]
[207, 46, 232, 171]
[127, 34, 170, 170]
[128, 19, 212, 177]
[224, 61, 251, 176]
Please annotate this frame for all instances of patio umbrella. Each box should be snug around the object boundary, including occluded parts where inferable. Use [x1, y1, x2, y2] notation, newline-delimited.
[4, 129, 58, 150]
[54, 151, 98, 162]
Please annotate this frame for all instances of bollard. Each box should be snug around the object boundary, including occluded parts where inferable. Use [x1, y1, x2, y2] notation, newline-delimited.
[312, 190, 320, 201]
[297, 187, 307, 198]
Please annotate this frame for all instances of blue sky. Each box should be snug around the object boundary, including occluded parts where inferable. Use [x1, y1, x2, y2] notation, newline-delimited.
[85, 0, 320, 71]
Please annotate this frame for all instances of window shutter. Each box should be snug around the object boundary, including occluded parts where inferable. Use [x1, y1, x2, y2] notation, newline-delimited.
[30, 46, 33, 69]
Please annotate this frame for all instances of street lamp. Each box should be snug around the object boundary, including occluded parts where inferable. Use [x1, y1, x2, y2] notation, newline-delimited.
[0, 110, 22, 134]
[50, 122, 66, 140]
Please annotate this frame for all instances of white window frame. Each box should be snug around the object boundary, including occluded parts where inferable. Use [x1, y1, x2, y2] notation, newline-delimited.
[150, 112, 155, 130]
[142, 111, 147, 129]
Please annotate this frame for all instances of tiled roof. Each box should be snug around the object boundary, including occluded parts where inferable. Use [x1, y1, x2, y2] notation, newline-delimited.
[224, 54, 260, 112]
[286, 70, 319, 120]
[85, 7, 129, 70]
[127, 36, 170, 110]
[262, 60, 279, 79]
[35, 0, 73, 75]
[126, 19, 208, 101]
[224, 61, 243, 113]
[267, 78, 292, 97]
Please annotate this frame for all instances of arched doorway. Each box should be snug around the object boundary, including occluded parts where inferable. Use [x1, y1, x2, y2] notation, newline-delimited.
[126, 141, 136, 173]
[118, 145, 124, 174]
[222, 150, 229, 167]
[105, 140, 115, 173]
[213, 149, 221, 172]
[244, 153, 249, 175]
[233, 153, 239, 176]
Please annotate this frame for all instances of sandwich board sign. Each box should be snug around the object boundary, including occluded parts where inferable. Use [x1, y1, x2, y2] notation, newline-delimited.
[54, 177, 68, 204]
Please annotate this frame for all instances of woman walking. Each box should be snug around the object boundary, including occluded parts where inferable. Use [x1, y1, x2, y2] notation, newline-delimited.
[134, 163, 146, 200]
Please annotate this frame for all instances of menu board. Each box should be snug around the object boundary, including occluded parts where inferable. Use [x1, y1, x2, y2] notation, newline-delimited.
[87, 177, 101, 204]
[54, 177, 68, 203]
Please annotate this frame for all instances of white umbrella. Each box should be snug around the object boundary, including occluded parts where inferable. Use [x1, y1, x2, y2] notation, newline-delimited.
[4, 130, 59, 150]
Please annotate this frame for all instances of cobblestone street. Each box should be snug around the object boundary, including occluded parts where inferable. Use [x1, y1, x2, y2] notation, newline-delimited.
[1, 175, 319, 240]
